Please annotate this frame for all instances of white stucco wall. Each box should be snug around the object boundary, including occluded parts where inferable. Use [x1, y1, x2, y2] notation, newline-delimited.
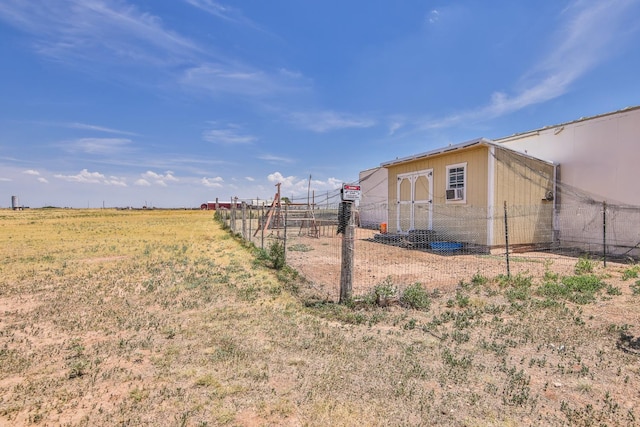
[358, 167, 388, 228]
[497, 107, 640, 255]
[496, 107, 640, 206]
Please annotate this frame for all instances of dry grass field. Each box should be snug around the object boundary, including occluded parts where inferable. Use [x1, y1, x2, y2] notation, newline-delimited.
[1, 209, 639, 426]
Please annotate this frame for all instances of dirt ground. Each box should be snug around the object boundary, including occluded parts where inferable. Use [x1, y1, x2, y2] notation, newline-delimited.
[284, 227, 625, 301]
[2, 210, 640, 426]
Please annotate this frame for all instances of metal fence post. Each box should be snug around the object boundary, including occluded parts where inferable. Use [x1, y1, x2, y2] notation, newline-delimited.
[504, 201, 511, 278]
[603, 201, 607, 267]
[261, 203, 265, 250]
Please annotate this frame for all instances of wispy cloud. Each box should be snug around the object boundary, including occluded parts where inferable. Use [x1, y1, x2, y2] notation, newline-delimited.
[387, 116, 407, 136]
[288, 111, 376, 133]
[66, 122, 139, 136]
[184, 0, 261, 30]
[54, 169, 127, 186]
[63, 138, 134, 155]
[0, 1, 308, 100]
[0, 0, 200, 67]
[420, 0, 638, 129]
[181, 65, 309, 98]
[428, 10, 440, 24]
[203, 124, 257, 144]
[258, 154, 295, 164]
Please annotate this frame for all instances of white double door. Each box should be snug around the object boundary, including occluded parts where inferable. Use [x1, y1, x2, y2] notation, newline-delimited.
[396, 169, 433, 233]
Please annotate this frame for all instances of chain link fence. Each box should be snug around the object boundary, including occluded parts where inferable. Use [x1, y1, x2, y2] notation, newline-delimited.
[215, 200, 640, 301]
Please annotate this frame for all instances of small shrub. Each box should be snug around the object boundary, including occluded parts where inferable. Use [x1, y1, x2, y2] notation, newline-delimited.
[455, 292, 470, 308]
[442, 347, 472, 369]
[574, 256, 594, 275]
[502, 274, 533, 302]
[606, 285, 622, 296]
[369, 277, 397, 306]
[471, 272, 489, 286]
[68, 361, 87, 379]
[543, 269, 559, 283]
[538, 274, 604, 304]
[502, 367, 533, 407]
[268, 240, 285, 270]
[400, 283, 431, 311]
[621, 266, 639, 281]
[308, 302, 369, 325]
[630, 280, 640, 296]
[403, 318, 417, 330]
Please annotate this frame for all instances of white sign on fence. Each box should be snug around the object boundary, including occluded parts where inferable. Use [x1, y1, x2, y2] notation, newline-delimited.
[342, 184, 361, 201]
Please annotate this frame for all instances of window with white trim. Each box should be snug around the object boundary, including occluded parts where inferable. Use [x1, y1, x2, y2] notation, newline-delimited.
[445, 162, 466, 202]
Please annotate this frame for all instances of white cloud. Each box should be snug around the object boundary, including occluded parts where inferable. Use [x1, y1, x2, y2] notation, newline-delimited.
[288, 110, 376, 133]
[141, 170, 178, 186]
[245, 176, 255, 182]
[66, 122, 138, 136]
[420, 0, 637, 129]
[37, 177, 49, 184]
[0, 1, 309, 100]
[65, 138, 133, 155]
[428, 9, 440, 24]
[184, 0, 259, 30]
[267, 171, 343, 200]
[258, 154, 295, 164]
[54, 169, 105, 183]
[202, 176, 224, 187]
[267, 171, 296, 186]
[202, 124, 256, 144]
[0, 177, 12, 182]
[23, 169, 40, 176]
[53, 168, 125, 186]
[106, 176, 128, 187]
[135, 179, 151, 186]
[182, 64, 309, 98]
[387, 118, 405, 136]
[0, 0, 200, 67]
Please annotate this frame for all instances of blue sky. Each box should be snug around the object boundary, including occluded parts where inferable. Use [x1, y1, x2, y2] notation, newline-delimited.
[1, 0, 639, 208]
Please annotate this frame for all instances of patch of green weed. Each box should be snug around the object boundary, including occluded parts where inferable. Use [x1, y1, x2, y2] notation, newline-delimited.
[574, 256, 594, 275]
[400, 283, 431, 311]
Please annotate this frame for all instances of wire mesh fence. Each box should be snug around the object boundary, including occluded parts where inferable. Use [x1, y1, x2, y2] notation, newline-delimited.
[215, 200, 640, 302]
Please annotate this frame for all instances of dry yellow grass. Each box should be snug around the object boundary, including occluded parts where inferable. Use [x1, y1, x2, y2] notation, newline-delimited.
[1, 209, 639, 426]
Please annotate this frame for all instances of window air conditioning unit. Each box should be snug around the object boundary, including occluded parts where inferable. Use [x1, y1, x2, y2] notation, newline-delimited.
[446, 188, 464, 201]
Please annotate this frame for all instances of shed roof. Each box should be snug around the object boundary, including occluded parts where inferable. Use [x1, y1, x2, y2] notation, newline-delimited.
[380, 137, 555, 168]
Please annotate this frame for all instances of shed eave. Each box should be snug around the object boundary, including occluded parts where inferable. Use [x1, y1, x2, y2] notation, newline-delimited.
[380, 137, 491, 167]
[380, 137, 555, 168]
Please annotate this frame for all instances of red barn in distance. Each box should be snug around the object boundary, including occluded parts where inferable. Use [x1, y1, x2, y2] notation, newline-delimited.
[200, 201, 241, 210]
[201, 198, 276, 210]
